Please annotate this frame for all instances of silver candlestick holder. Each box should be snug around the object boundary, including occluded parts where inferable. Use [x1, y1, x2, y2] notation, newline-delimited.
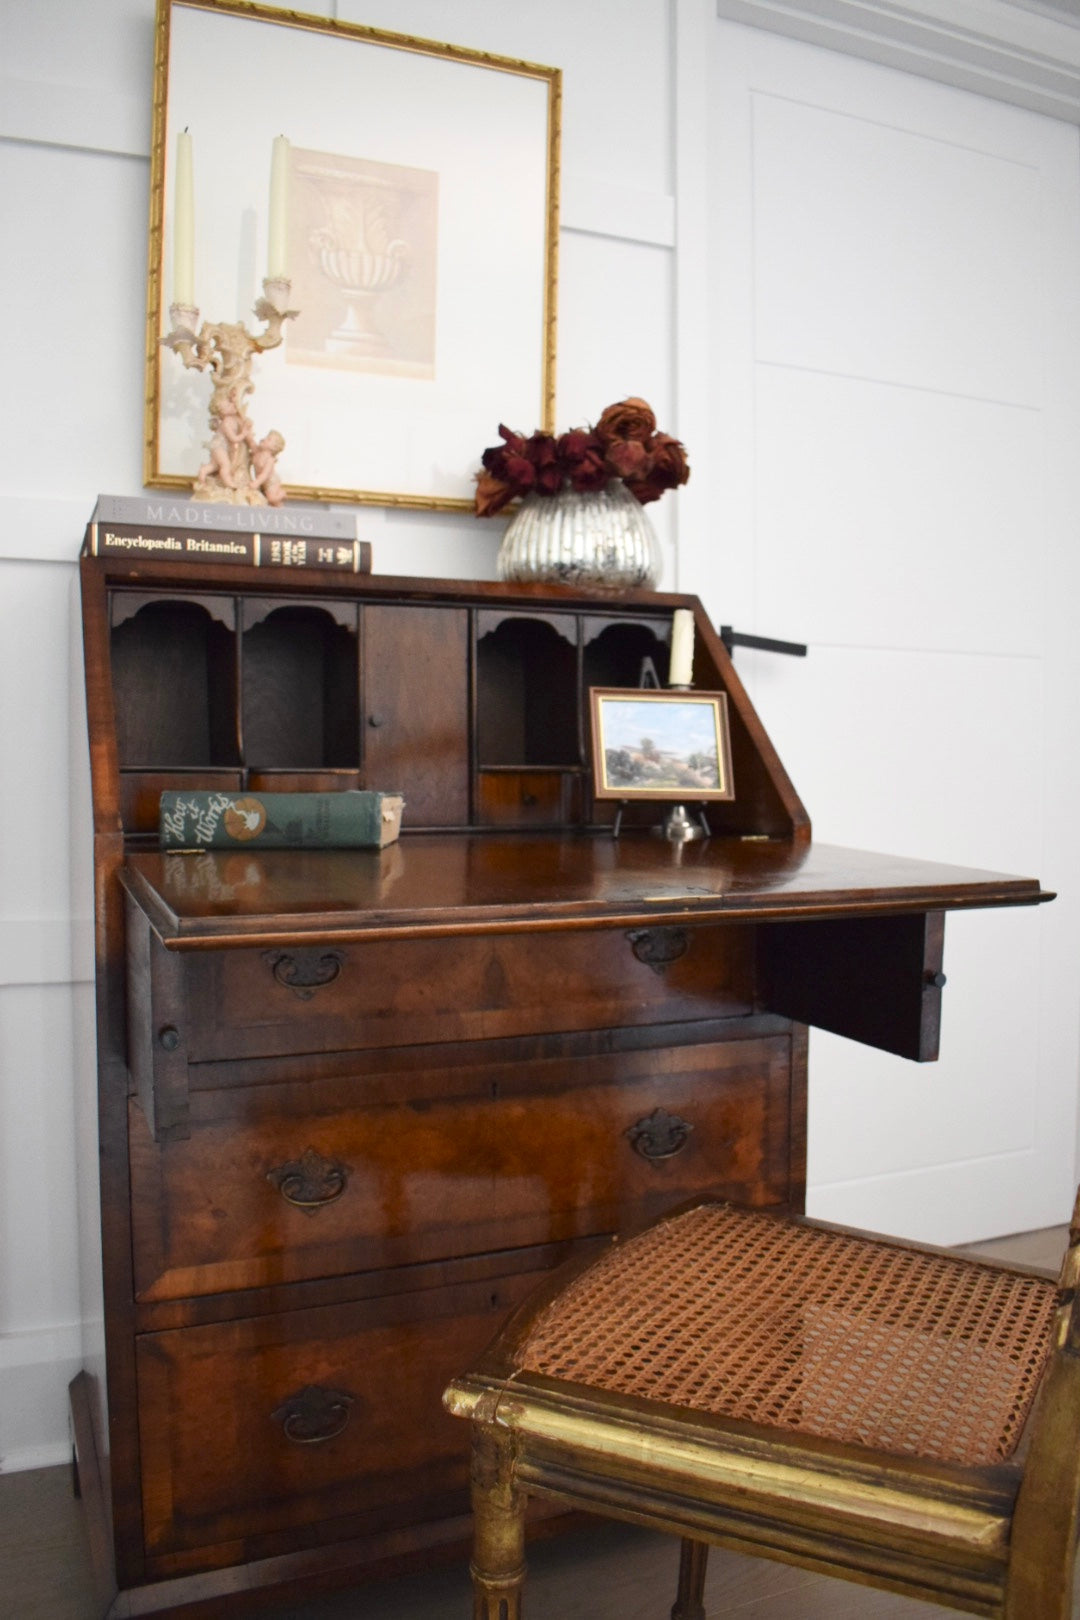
[162, 277, 298, 506]
[654, 684, 710, 843]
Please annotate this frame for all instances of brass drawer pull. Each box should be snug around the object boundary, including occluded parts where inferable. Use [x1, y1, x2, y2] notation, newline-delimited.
[263, 947, 346, 999]
[626, 927, 689, 974]
[272, 1385, 354, 1445]
[267, 1147, 349, 1214]
[626, 1107, 694, 1162]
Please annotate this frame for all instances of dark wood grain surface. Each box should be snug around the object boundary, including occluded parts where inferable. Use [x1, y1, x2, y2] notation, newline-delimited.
[121, 834, 1050, 947]
[77, 554, 1051, 1616]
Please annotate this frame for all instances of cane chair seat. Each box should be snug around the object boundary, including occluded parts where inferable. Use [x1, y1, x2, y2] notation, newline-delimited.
[445, 1196, 1080, 1620]
[518, 1203, 1057, 1468]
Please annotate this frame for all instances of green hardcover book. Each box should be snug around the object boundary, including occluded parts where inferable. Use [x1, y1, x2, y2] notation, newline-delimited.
[159, 790, 404, 850]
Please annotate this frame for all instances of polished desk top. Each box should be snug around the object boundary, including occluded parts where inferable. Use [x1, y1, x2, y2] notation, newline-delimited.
[119, 834, 1051, 950]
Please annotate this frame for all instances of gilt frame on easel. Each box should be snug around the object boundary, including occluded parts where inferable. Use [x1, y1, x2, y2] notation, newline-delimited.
[589, 689, 736, 803]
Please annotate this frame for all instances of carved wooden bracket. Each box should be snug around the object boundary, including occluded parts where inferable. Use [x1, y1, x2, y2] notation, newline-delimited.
[262, 947, 346, 1000]
[626, 1107, 695, 1163]
[271, 1384, 355, 1445]
[626, 927, 689, 974]
[266, 1146, 349, 1214]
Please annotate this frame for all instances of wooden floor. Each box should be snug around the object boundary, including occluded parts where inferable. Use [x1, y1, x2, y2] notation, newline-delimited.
[0, 1226, 1066, 1620]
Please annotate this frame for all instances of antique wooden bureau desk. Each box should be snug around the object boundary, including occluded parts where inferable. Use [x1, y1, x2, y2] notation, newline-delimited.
[73, 551, 1049, 1617]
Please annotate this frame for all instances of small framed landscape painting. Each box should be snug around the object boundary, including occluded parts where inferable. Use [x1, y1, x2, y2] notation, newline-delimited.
[589, 689, 735, 803]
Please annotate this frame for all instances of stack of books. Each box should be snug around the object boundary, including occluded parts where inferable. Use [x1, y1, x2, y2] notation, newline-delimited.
[84, 493, 372, 573]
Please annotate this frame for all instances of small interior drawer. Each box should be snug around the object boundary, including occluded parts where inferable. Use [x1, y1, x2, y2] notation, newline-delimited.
[475, 770, 582, 827]
[130, 1035, 795, 1300]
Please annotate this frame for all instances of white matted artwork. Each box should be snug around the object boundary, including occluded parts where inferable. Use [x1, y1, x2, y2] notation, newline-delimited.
[146, 0, 560, 510]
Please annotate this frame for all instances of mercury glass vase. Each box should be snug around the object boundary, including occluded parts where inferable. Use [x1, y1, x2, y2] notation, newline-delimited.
[496, 479, 660, 590]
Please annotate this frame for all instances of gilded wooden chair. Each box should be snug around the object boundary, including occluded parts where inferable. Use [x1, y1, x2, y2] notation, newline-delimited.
[444, 1195, 1080, 1618]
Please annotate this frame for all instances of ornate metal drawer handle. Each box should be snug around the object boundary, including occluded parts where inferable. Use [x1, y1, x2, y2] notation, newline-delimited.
[626, 927, 689, 974]
[267, 1147, 349, 1214]
[272, 1384, 354, 1445]
[262, 947, 345, 999]
[626, 1107, 694, 1162]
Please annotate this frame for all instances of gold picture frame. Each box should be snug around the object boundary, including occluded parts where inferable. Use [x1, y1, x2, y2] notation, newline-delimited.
[589, 689, 736, 803]
[145, 0, 561, 510]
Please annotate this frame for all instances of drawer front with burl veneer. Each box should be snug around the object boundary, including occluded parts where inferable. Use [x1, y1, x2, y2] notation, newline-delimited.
[135, 1270, 536, 1571]
[178, 923, 755, 1062]
[130, 1035, 796, 1301]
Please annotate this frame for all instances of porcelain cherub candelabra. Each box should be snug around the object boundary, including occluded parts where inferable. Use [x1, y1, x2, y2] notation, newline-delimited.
[162, 277, 297, 506]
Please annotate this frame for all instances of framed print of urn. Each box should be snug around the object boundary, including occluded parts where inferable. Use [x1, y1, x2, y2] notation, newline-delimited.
[146, 0, 561, 510]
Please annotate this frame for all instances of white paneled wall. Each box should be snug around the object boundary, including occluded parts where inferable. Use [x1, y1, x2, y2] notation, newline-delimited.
[696, 19, 1080, 1243]
[2, 0, 1079, 1472]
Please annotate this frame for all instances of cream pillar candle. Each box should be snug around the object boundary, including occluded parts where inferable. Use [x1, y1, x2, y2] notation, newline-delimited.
[669, 608, 695, 686]
[173, 129, 195, 306]
[268, 135, 290, 279]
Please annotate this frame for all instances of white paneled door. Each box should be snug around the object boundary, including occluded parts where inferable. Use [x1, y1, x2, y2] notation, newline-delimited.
[688, 19, 1080, 1243]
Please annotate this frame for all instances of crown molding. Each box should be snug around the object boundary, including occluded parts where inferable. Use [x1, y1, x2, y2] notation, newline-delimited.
[713, 0, 1080, 120]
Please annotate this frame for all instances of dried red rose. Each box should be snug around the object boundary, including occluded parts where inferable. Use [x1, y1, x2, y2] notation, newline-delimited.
[524, 431, 562, 495]
[558, 428, 608, 492]
[643, 431, 690, 490]
[480, 425, 528, 485]
[624, 475, 664, 505]
[603, 438, 650, 481]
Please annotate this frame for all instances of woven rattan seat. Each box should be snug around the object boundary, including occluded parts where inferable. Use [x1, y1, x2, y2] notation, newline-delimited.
[518, 1203, 1057, 1468]
[445, 1194, 1080, 1620]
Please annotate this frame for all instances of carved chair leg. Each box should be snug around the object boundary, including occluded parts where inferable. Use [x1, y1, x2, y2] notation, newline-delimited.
[470, 1420, 527, 1620]
[671, 1537, 709, 1620]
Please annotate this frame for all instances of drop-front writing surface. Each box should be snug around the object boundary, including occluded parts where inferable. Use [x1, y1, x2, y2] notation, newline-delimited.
[75, 554, 1050, 1618]
[122, 835, 1043, 936]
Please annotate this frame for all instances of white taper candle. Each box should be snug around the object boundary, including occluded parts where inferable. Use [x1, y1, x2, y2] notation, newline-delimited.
[268, 135, 290, 279]
[669, 608, 695, 686]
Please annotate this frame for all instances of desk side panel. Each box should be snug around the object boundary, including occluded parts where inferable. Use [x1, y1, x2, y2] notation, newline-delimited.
[759, 912, 945, 1062]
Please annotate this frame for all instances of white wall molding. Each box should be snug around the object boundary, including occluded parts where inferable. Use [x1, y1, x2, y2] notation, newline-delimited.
[0, 77, 147, 159]
[0, 497, 99, 564]
[0, 918, 93, 989]
[714, 0, 1080, 120]
[561, 174, 676, 246]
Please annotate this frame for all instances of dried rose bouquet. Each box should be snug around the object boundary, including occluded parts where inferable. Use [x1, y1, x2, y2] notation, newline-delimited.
[474, 397, 690, 517]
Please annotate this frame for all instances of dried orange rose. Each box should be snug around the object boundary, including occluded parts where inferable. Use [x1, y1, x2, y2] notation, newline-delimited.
[595, 396, 657, 445]
[474, 469, 516, 517]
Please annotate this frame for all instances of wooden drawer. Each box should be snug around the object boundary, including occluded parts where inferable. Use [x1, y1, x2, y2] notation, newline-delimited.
[180, 923, 755, 1062]
[475, 770, 582, 827]
[130, 1036, 794, 1301]
[135, 1269, 535, 1562]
